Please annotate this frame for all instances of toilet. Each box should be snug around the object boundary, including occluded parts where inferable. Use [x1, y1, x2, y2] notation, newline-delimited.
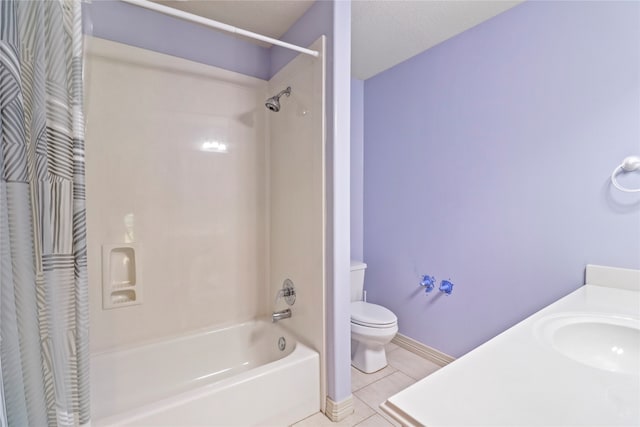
[350, 261, 398, 374]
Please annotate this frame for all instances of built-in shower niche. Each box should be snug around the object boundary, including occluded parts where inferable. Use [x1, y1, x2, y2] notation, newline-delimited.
[101, 244, 141, 309]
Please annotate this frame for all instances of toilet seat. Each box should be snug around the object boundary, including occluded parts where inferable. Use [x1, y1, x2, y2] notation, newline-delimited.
[351, 301, 397, 328]
[351, 322, 398, 339]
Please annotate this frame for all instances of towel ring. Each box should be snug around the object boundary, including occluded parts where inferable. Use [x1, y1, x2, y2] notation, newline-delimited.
[611, 156, 640, 193]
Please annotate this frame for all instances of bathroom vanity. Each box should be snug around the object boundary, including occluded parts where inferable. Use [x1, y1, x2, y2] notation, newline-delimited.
[381, 265, 640, 426]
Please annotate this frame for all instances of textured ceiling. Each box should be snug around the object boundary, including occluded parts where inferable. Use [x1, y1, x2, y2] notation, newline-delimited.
[152, 0, 523, 79]
[352, 1, 523, 79]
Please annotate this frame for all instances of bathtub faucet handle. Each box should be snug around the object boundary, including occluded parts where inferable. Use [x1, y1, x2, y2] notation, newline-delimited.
[275, 279, 296, 306]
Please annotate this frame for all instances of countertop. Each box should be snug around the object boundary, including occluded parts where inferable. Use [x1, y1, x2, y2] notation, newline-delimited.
[382, 271, 640, 426]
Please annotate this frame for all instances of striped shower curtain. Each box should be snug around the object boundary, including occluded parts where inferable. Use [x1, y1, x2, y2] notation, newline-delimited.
[0, 1, 89, 426]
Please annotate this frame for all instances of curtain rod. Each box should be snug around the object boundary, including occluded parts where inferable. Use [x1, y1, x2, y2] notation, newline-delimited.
[121, 0, 320, 58]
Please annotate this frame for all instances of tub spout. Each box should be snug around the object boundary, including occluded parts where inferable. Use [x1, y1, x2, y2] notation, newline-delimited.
[272, 308, 292, 322]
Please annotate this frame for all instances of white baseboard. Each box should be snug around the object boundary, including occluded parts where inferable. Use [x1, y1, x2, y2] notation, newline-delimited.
[324, 394, 354, 422]
[392, 333, 455, 366]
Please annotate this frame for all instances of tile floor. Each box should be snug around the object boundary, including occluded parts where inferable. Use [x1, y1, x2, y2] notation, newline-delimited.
[292, 343, 442, 426]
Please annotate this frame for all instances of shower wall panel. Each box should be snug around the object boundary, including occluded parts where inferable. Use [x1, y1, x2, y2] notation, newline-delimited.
[85, 37, 269, 351]
[268, 36, 326, 405]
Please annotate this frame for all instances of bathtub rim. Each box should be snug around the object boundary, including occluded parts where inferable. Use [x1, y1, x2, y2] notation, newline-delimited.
[90, 316, 288, 357]
[92, 336, 318, 426]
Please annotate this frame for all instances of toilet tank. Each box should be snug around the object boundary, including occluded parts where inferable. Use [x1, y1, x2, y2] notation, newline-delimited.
[350, 261, 367, 302]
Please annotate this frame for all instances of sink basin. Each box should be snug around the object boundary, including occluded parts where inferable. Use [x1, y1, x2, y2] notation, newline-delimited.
[536, 314, 640, 375]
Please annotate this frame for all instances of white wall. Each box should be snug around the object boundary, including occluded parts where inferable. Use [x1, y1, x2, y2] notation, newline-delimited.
[268, 36, 326, 407]
[350, 78, 364, 261]
[329, 0, 353, 403]
[85, 38, 269, 351]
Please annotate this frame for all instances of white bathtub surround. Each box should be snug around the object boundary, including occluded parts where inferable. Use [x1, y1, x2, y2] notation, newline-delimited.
[85, 36, 327, 425]
[391, 334, 455, 367]
[101, 244, 141, 309]
[268, 36, 327, 408]
[91, 320, 319, 426]
[325, 394, 355, 422]
[381, 265, 640, 426]
[85, 37, 269, 351]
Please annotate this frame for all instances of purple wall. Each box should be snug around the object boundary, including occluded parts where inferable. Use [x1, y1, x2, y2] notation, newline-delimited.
[351, 78, 364, 261]
[269, 0, 333, 78]
[364, 1, 640, 358]
[83, 1, 270, 80]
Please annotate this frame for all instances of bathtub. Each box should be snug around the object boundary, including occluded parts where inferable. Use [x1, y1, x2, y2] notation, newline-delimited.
[91, 320, 320, 426]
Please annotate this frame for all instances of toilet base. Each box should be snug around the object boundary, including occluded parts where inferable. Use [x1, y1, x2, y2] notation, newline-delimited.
[351, 341, 388, 374]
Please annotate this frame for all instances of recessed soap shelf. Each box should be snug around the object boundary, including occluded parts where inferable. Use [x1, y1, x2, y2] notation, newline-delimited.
[102, 244, 142, 309]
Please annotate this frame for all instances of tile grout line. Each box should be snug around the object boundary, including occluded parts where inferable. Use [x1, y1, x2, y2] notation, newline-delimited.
[351, 368, 398, 393]
[392, 366, 427, 382]
[354, 394, 383, 420]
[387, 347, 442, 381]
[353, 372, 414, 423]
[353, 368, 434, 424]
[387, 358, 424, 381]
[353, 413, 378, 426]
[349, 348, 439, 426]
[357, 395, 400, 427]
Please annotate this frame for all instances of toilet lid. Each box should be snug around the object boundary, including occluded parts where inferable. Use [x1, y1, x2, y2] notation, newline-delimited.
[351, 301, 397, 327]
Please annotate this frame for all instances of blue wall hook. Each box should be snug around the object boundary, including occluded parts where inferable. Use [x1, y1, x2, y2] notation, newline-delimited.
[420, 275, 436, 293]
[439, 279, 454, 295]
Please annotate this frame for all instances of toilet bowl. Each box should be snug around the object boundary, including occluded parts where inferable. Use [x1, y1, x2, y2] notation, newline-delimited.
[350, 260, 398, 374]
[351, 301, 398, 373]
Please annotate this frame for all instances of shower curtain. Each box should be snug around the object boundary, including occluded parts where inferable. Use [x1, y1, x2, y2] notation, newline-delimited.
[0, 1, 89, 426]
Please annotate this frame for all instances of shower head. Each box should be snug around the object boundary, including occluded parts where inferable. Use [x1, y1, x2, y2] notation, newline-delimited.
[265, 86, 291, 112]
[265, 98, 280, 112]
